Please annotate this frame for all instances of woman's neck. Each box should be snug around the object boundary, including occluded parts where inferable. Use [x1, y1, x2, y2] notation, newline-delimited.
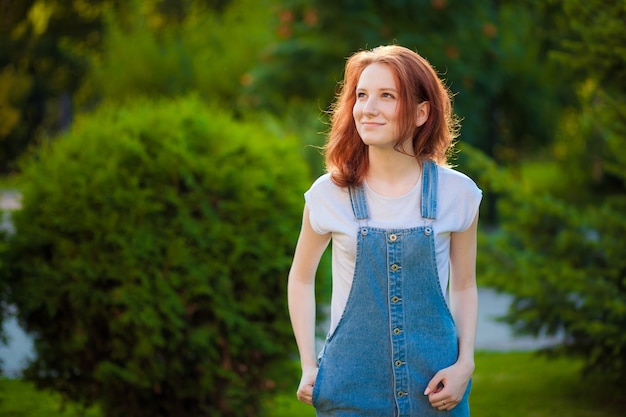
[366, 146, 421, 197]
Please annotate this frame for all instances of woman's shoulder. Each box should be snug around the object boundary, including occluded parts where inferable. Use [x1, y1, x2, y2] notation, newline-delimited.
[309, 172, 335, 190]
[435, 165, 482, 231]
[304, 173, 353, 235]
[305, 172, 350, 205]
[307, 172, 348, 195]
[436, 165, 482, 194]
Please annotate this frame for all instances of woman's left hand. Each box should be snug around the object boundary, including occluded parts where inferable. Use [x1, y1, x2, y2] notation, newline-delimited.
[423, 361, 474, 411]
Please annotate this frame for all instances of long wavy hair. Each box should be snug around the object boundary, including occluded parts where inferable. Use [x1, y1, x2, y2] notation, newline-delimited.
[325, 45, 459, 187]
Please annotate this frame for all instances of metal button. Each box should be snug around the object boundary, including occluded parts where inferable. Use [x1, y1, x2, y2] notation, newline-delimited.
[393, 328, 401, 335]
[424, 226, 432, 236]
[361, 228, 368, 236]
[397, 391, 405, 397]
[391, 296, 400, 303]
[390, 264, 399, 272]
[395, 360, 403, 367]
[389, 233, 397, 242]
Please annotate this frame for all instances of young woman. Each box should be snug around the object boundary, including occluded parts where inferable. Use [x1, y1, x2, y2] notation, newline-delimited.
[288, 45, 482, 416]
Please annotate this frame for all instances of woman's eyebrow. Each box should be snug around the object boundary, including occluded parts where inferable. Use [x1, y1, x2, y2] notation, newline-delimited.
[355, 87, 399, 92]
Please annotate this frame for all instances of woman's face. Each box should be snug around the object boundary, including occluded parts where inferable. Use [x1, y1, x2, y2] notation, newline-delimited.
[353, 63, 402, 149]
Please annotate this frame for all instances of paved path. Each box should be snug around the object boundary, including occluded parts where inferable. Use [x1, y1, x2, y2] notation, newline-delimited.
[0, 191, 563, 376]
[475, 287, 563, 351]
[1, 316, 35, 377]
[0, 189, 20, 234]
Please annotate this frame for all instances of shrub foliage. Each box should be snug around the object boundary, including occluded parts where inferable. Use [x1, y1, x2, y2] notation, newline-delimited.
[463, 145, 626, 383]
[2, 96, 308, 416]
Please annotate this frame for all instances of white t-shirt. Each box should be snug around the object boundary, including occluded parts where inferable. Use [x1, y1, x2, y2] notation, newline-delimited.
[304, 165, 482, 335]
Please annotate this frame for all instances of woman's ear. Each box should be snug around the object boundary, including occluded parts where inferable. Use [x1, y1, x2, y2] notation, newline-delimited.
[415, 101, 430, 127]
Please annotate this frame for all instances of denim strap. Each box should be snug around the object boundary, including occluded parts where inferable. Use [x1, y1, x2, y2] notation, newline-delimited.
[349, 185, 369, 220]
[421, 160, 438, 220]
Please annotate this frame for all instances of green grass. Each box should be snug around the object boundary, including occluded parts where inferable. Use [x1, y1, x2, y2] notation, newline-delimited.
[0, 379, 100, 417]
[1, 352, 623, 416]
[471, 351, 624, 417]
[264, 392, 316, 417]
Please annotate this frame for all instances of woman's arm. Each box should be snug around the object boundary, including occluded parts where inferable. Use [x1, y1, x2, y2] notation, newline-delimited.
[424, 212, 479, 411]
[288, 205, 331, 405]
[449, 211, 479, 371]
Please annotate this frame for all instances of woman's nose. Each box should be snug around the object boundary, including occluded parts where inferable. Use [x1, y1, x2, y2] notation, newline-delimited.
[363, 98, 378, 116]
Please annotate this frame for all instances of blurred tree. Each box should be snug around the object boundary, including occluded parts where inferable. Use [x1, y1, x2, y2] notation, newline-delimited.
[467, 141, 626, 383]
[547, 0, 626, 195]
[77, 0, 276, 110]
[0, 0, 240, 174]
[467, 0, 626, 383]
[246, 0, 572, 165]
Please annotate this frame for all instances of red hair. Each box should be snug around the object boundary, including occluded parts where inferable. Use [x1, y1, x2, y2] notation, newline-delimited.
[325, 45, 459, 187]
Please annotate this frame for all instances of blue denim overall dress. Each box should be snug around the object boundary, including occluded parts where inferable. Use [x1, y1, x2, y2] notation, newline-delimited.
[312, 160, 471, 416]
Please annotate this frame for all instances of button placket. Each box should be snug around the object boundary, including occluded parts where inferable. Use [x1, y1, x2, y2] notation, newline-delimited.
[387, 231, 409, 412]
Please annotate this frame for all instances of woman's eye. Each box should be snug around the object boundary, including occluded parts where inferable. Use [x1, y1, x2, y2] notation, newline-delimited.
[382, 92, 395, 99]
[356, 92, 366, 98]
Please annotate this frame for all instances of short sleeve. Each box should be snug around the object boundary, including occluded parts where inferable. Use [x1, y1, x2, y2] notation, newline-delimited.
[461, 182, 482, 231]
[437, 167, 483, 233]
[304, 188, 326, 235]
[303, 173, 352, 236]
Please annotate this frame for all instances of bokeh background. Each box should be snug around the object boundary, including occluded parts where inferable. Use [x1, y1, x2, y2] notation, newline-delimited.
[0, 1, 624, 416]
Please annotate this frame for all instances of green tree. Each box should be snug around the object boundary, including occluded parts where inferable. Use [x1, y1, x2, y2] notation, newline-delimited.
[1, 96, 309, 416]
[77, 0, 276, 109]
[552, 0, 626, 194]
[246, 1, 571, 164]
[464, 0, 626, 382]
[0, 0, 251, 173]
[465, 143, 626, 382]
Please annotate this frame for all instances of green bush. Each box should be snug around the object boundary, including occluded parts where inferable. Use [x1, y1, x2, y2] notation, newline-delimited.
[1, 96, 309, 416]
[462, 145, 626, 383]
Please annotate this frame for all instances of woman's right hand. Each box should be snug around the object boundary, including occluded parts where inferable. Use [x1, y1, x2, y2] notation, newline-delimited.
[296, 366, 319, 405]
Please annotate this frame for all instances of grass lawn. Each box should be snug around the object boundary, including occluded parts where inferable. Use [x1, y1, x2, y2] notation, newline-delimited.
[470, 351, 623, 417]
[0, 378, 100, 417]
[1, 351, 623, 416]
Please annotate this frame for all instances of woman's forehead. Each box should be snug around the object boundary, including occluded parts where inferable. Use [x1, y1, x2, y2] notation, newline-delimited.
[356, 63, 398, 90]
